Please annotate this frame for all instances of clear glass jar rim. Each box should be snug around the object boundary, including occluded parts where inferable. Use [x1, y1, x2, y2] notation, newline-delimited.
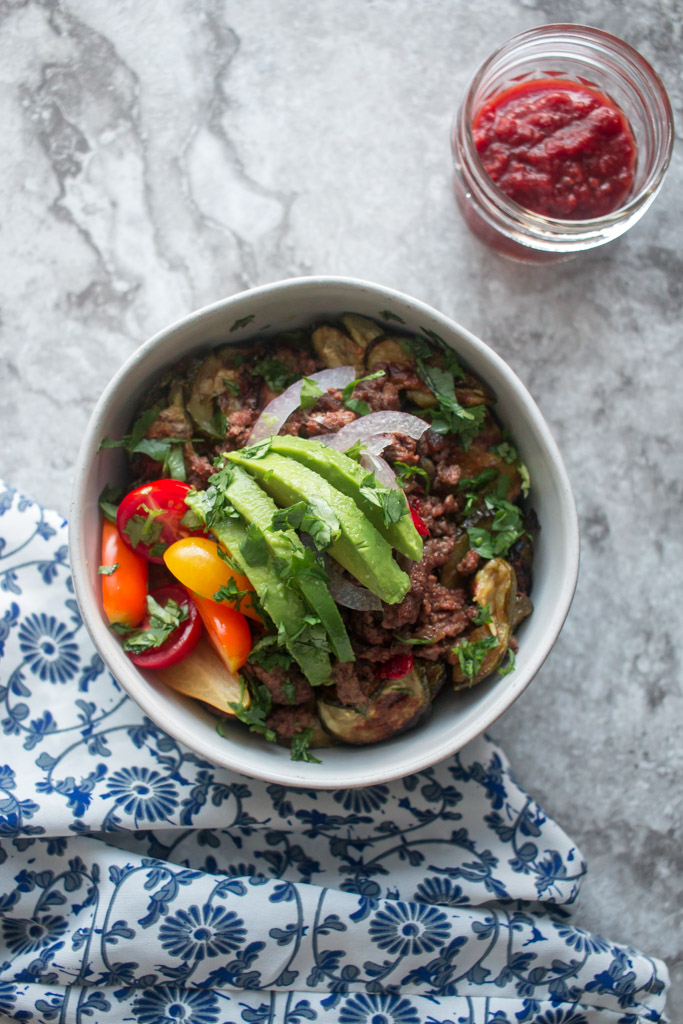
[457, 23, 675, 232]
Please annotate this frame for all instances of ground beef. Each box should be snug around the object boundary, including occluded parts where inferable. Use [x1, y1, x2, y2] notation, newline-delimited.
[147, 406, 193, 440]
[455, 548, 480, 576]
[416, 495, 459, 536]
[184, 445, 214, 489]
[380, 560, 430, 629]
[266, 704, 318, 740]
[248, 663, 314, 706]
[283, 389, 356, 437]
[330, 659, 378, 706]
[383, 433, 419, 465]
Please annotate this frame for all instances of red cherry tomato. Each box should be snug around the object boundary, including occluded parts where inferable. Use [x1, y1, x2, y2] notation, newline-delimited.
[116, 479, 203, 564]
[376, 652, 414, 680]
[127, 584, 203, 669]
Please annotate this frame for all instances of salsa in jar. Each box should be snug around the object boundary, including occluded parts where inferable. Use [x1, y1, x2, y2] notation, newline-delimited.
[472, 79, 637, 219]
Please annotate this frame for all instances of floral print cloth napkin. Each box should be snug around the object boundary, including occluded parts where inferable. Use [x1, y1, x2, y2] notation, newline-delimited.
[0, 482, 670, 1024]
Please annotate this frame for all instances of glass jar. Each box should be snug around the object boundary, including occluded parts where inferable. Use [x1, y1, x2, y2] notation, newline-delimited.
[451, 24, 674, 263]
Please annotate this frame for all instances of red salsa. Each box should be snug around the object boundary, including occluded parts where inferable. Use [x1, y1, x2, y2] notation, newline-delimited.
[472, 79, 637, 219]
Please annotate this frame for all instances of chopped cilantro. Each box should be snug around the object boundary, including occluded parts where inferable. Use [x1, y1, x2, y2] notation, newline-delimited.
[394, 461, 431, 494]
[300, 377, 324, 409]
[234, 438, 272, 460]
[227, 679, 277, 741]
[98, 484, 123, 523]
[271, 498, 341, 551]
[359, 473, 408, 527]
[498, 648, 516, 677]
[466, 495, 525, 559]
[222, 377, 240, 397]
[281, 678, 298, 705]
[179, 507, 204, 531]
[490, 441, 531, 498]
[379, 309, 405, 323]
[239, 523, 269, 567]
[229, 314, 255, 332]
[123, 505, 167, 552]
[342, 438, 366, 463]
[418, 361, 485, 447]
[209, 409, 227, 438]
[392, 633, 437, 646]
[340, 370, 385, 417]
[454, 633, 500, 685]
[248, 635, 294, 672]
[472, 602, 492, 626]
[120, 595, 188, 654]
[290, 727, 322, 764]
[97, 563, 119, 576]
[252, 358, 298, 392]
[213, 578, 252, 612]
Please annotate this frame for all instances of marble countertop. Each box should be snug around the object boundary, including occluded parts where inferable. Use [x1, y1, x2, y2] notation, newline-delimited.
[1, 0, 680, 1014]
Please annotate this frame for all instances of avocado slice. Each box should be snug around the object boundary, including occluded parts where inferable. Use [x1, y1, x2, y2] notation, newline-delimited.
[267, 435, 423, 561]
[194, 510, 333, 687]
[223, 465, 354, 663]
[227, 450, 410, 605]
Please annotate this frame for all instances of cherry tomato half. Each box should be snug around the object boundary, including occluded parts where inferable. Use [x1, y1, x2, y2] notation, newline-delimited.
[163, 537, 262, 622]
[101, 520, 148, 627]
[127, 584, 203, 669]
[116, 479, 204, 564]
[193, 594, 252, 673]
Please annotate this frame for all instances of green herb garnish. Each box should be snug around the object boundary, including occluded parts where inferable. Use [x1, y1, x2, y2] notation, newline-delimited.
[213, 577, 252, 613]
[227, 680, 277, 742]
[454, 634, 500, 685]
[120, 595, 188, 654]
[466, 495, 525, 559]
[252, 358, 299, 392]
[340, 370, 385, 417]
[271, 498, 341, 551]
[98, 563, 119, 576]
[98, 484, 123, 523]
[498, 648, 516, 677]
[239, 523, 269, 567]
[290, 727, 322, 763]
[300, 377, 324, 409]
[394, 461, 431, 494]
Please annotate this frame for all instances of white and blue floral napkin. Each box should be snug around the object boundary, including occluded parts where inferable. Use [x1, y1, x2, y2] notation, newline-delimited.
[0, 481, 670, 1024]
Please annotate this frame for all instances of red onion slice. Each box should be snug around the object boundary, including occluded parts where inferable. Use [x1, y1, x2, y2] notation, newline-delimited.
[248, 366, 356, 443]
[322, 411, 430, 452]
[361, 452, 398, 490]
[326, 562, 383, 611]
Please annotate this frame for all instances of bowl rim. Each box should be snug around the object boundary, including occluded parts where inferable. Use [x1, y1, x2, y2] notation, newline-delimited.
[69, 275, 580, 787]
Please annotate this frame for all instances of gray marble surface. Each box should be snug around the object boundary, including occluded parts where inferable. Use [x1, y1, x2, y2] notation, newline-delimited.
[0, 0, 681, 1016]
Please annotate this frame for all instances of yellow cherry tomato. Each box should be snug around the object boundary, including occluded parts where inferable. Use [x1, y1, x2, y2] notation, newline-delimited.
[193, 594, 252, 673]
[163, 537, 261, 622]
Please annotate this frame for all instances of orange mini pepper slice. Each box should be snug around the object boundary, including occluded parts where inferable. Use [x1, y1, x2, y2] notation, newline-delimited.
[100, 519, 148, 627]
[192, 594, 252, 673]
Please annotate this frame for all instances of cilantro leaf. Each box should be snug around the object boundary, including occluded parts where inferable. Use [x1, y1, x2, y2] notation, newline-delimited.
[290, 727, 322, 763]
[252, 358, 298, 392]
[472, 602, 492, 626]
[98, 484, 123, 523]
[123, 505, 167, 552]
[281, 678, 298, 705]
[227, 680, 277, 742]
[248, 635, 294, 672]
[498, 648, 516, 677]
[466, 495, 525, 559]
[454, 634, 499, 685]
[340, 370, 385, 417]
[271, 498, 341, 551]
[213, 578, 252, 612]
[490, 441, 531, 498]
[417, 361, 486, 447]
[394, 461, 430, 494]
[98, 563, 119, 576]
[393, 633, 437, 646]
[300, 377, 324, 409]
[239, 523, 269, 567]
[120, 595, 188, 654]
[359, 473, 408, 527]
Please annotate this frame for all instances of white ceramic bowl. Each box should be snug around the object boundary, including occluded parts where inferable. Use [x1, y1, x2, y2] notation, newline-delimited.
[70, 277, 579, 788]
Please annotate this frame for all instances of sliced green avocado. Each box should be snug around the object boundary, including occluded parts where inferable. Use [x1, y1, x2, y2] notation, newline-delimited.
[267, 435, 423, 561]
[227, 450, 410, 605]
[198, 512, 333, 687]
[223, 465, 354, 664]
